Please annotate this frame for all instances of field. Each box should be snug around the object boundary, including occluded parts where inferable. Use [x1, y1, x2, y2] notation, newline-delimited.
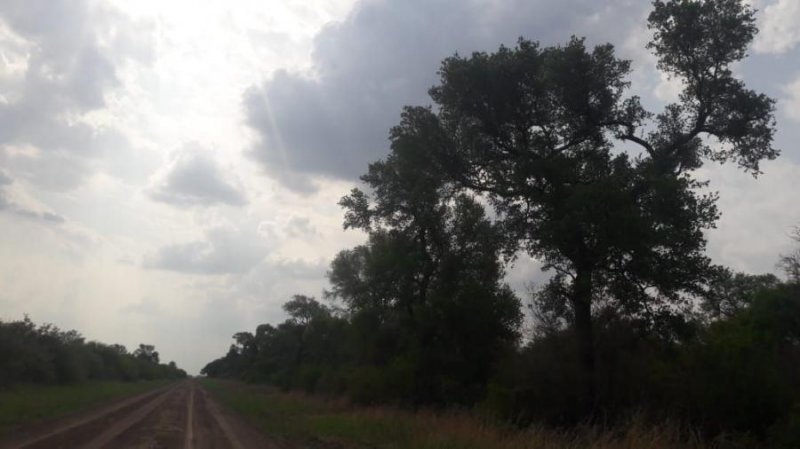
[0, 380, 172, 435]
[201, 379, 715, 449]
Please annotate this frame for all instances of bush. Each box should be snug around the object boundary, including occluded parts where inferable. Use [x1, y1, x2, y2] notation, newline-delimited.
[0, 317, 186, 387]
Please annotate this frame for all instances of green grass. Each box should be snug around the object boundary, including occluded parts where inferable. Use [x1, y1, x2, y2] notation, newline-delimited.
[200, 379, 328, 440]
[200, 379, 710, 449]
[0, 380, 173, 435]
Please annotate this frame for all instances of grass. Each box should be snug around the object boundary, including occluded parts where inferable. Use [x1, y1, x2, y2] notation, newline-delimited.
[201, 379, 712, 449]
[0, 379, 173, 435]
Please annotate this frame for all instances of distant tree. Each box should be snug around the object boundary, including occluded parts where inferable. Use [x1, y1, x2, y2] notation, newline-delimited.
[109, 344, 128, 355]
[779, 226, 800, 282]
[233, 332, 254, 351]
[133, 344, 159, 364]
[528, 276, 574, 337]
[701, 268, 780, 319]
[283, 295, 329, 325]
[411, 0, 777, 408]
[0, 318, 184, 386]
[202, 295, 351, 388]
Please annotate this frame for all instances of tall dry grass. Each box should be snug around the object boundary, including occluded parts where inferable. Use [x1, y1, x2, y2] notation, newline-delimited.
[333, 406, 711, 449]
[204, 380, 749, 449]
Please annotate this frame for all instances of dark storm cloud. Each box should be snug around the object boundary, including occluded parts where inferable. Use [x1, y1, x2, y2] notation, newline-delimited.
[0, 0, 153, 190]
[148, 145, 247, 208]
[143, 226, 267, 275]
[244, 0, 649, 191]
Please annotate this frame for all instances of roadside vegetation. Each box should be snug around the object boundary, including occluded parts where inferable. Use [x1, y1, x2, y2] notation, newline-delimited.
[202, 0, 800, 447]
[0, 316, 186, 434]
[203, 379, 713, 449]
[0, 316, 186, 387]
[0, 380, 171, 434]
[204, 275, 800, 447]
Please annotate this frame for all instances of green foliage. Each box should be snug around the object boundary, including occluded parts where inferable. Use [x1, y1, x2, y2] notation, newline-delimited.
[701, 268, 781, 320]
[666, 284, 800, 436]
[201, 0, 797, 445]
[424, 0, 776, 409]
[0, 317, 186, 388]
[494, 282, 800, 440]
[132, 343, 160, 364]
[329, 107, 523, 405]
[779, 227, 800, 282]
[203, 379, 715, 449]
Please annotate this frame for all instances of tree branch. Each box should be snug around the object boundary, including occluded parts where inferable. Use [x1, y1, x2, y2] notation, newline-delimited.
[599, 119, 656, 156]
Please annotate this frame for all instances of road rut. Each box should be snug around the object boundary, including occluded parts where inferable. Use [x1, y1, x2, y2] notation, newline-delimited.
[0, 381, 278, 449]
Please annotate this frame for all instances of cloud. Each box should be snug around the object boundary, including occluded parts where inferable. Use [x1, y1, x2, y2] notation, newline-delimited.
[148, 144, 247, 208]
[753, 0, 800, 54]
[128, 254, 330, 374]
[0, 0, 153, 190]
[0, 187, 10, 211]
[10, 208, 66, 224]
[285, 216, 318, 238]
[228, 257, 330, 317]
[144, 226, 268, 275]
[243, 0, 649, 192]
[0, 170, 66, 223]
[703, 159, 800, 276]
[783, 75, 800, 123]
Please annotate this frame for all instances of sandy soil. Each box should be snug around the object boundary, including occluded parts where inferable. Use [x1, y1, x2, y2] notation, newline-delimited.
[0, 381, 280, 449]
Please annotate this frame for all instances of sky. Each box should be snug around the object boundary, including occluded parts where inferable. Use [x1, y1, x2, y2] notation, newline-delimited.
[0, 0, 799, 375]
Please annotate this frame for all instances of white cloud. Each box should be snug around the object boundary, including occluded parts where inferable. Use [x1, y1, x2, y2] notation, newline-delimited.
[753, 0, 800, 54]
[653, 72, 686, 103]
[147, 143, 247, 208]
[0, 0, 361, 374]
[0, 0, 154, 189]
[143, 225, 269, 275]
[783, 75, 800, 123]
[0, 170, 66, 224]
[702, 159, 800, 276]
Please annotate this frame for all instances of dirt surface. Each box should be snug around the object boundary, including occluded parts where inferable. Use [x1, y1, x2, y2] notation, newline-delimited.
[0, 381, 280, 449]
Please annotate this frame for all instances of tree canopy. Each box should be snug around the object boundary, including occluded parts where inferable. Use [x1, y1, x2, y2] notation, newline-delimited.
[329, 108, 523, 404]
[203, 0, 800, 445]
[390, 0, 778, 406]
[0, 317, 185, 386]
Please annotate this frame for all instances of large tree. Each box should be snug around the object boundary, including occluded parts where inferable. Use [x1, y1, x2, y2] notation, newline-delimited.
[392, 0, 777, 408]
[331, 108, 522, 404]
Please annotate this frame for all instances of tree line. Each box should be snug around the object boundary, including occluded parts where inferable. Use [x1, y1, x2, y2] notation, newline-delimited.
[204, 0, 800, 445]
[0, 316, 186, 386]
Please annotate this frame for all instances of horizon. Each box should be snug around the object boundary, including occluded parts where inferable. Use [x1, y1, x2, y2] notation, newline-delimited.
[1, 0, 800, 375]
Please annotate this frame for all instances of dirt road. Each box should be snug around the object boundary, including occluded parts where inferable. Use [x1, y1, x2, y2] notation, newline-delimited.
[0, 381, 277, 449]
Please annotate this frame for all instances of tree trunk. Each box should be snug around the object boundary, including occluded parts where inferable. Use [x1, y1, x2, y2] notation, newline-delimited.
[571, 266, 596, 415]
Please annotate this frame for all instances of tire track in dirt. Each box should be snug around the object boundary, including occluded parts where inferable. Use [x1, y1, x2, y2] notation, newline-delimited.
[0, 384, 175, 449]
[0, 380, 279, 449]
[101, 381, 190, 448]
[185, 382, 195, 449]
